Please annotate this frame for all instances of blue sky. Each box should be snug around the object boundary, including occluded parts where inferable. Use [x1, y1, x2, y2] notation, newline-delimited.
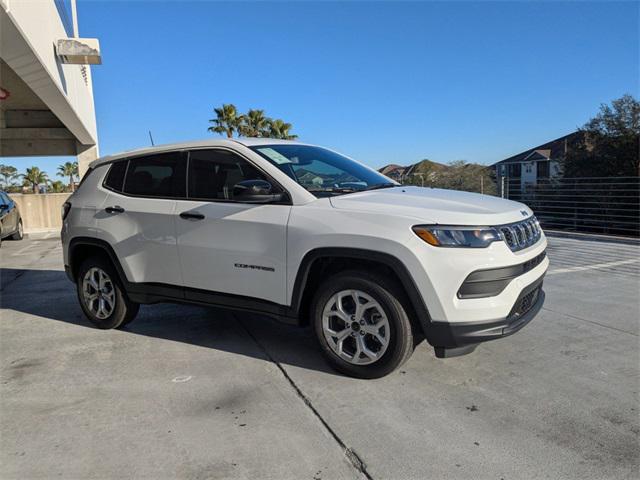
[6, 0, 639, 176]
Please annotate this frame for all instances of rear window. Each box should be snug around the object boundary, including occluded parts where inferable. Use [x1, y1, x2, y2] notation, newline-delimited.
[104, 162, 127, 192]
[122, 153, 185, 198]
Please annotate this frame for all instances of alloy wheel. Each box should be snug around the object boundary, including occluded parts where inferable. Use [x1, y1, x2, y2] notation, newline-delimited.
[82, 267, 116, 319]
[322, 289, 390, 365]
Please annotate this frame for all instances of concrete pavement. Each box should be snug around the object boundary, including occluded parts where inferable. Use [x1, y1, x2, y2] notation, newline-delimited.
[1, 233, 638, 479]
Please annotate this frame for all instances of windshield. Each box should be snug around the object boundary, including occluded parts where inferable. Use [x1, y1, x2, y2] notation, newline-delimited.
[250, 145, 396, 197]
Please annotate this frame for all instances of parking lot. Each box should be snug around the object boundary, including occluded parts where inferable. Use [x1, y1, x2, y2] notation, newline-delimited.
[1, 232, 638, 480]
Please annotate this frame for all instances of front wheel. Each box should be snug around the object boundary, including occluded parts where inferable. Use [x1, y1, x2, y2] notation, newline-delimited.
[311, 271, 415, 379]
[76, 256, 139, 329]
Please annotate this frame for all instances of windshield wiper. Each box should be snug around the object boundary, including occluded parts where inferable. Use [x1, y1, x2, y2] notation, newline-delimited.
[363, 183, 397, 191]
[307, 187, 357, 194]
[308, 183, 396, 197]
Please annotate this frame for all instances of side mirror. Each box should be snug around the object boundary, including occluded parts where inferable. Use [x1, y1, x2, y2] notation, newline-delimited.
[233, 179, 285, 203]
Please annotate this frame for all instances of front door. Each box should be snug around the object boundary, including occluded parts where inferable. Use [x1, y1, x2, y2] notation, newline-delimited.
[175, 148, 290, 305]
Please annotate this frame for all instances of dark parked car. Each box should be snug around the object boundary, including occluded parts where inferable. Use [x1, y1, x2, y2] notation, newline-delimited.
[0, 191, 23, 245]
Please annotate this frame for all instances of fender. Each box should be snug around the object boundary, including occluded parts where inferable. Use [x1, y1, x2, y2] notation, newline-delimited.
[290, 247, 432, 322]
[68, 236, 130, 286]
[290, 247, 458, 347]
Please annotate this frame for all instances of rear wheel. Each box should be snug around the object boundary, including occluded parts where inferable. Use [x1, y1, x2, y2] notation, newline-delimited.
[76, 256, 139, 329]
[10, 219, 23, 240]
[311, 271, 415, 379]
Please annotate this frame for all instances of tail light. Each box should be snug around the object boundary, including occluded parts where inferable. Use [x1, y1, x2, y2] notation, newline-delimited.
[61, 202, 71, 220]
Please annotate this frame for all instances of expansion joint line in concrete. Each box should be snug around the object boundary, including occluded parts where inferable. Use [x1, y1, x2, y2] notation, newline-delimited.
[236, 314, 374, 480]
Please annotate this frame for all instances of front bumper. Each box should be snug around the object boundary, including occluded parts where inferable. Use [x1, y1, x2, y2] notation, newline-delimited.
[427, 276, 545, 357]
[405, 232, 548, 324]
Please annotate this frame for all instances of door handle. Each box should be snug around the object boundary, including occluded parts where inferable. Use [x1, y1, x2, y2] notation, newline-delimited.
[179, 211, 205, 220]
[105, 206, 125, 214]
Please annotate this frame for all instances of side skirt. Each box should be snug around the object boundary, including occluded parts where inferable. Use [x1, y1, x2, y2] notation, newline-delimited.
[126, 282, 300, 326]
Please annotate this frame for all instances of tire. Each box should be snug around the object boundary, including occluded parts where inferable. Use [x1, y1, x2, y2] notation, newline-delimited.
[311, 270, 415, 379]
[76, 256, 139, 329]
[10, 219, 23, 240]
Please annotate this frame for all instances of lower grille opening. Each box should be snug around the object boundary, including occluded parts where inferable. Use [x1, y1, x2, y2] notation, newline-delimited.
[508, 284, 542, 320]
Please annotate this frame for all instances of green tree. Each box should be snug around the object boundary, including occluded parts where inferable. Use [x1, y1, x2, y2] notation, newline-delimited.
[208, 104, 240, 138]
[57, 161, 78, 191]
[22, 167, 49, 194]
[238, 109, 271, 137]
[562, 94, 640, 177]
[0, 164, 18, 189]
[49, 180, 67, 193]
[267, 119, 297, 140]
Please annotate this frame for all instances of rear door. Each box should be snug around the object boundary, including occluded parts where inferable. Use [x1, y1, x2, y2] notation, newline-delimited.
[175, 148, 290, 304]
[99, 152, 185, 286]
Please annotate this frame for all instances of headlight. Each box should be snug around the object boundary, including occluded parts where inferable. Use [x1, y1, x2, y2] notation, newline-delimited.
[412, 225, 501, 248]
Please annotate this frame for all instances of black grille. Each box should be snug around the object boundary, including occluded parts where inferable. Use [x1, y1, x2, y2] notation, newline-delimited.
[498, 216, 542, 251]
[508, 286, 541, 320]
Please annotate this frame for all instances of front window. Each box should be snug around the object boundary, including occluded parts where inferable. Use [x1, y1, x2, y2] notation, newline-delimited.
[250, 145, 395, 197]
[187, 149, 273, 201]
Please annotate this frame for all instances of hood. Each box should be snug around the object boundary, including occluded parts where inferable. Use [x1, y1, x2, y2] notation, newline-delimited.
[329, 186, 532, 226]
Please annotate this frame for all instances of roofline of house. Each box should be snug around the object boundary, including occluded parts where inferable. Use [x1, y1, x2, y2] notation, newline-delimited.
[491, 131, 579, 167]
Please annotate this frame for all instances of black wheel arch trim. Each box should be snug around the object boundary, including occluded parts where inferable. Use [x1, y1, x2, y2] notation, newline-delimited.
[289, 247, 448, 344]
[68, 237, 131, 287]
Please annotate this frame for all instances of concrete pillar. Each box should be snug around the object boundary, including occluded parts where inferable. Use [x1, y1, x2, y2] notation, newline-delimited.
[76, 142, 98, 177]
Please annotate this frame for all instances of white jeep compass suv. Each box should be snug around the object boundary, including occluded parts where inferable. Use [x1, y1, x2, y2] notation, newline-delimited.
[62, 138, 548, 378]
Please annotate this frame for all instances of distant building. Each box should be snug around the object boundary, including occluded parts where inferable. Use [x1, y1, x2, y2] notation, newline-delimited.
[379, 160, 446, 184]
[379, 164, 408, 182]
[492, 132, 583, 189]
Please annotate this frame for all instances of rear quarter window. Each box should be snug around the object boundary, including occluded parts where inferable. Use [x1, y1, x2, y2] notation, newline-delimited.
[103, 161, 127, 192]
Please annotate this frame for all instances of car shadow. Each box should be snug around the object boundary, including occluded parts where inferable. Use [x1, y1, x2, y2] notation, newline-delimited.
[0, 267, 339, 377]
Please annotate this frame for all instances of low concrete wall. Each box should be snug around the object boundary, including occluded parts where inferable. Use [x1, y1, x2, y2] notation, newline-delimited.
[9, 193, 70, 232]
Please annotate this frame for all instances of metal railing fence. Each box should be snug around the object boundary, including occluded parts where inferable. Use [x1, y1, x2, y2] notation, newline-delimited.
[502, 177, 639, 237]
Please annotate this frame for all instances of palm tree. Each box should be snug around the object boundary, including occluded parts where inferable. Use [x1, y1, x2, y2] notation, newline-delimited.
[22, 167, 48, 194]
[208, 104, 240, 138]
[267, 119, 297, 140]
[238, 109, 271, 137]
[57, 161, 79, 191]
[49, 180, 67, 193]
[0, 164, 18, 188]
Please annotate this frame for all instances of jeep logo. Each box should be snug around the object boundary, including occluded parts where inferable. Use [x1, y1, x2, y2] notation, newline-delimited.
[520, 210, 528, 217]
